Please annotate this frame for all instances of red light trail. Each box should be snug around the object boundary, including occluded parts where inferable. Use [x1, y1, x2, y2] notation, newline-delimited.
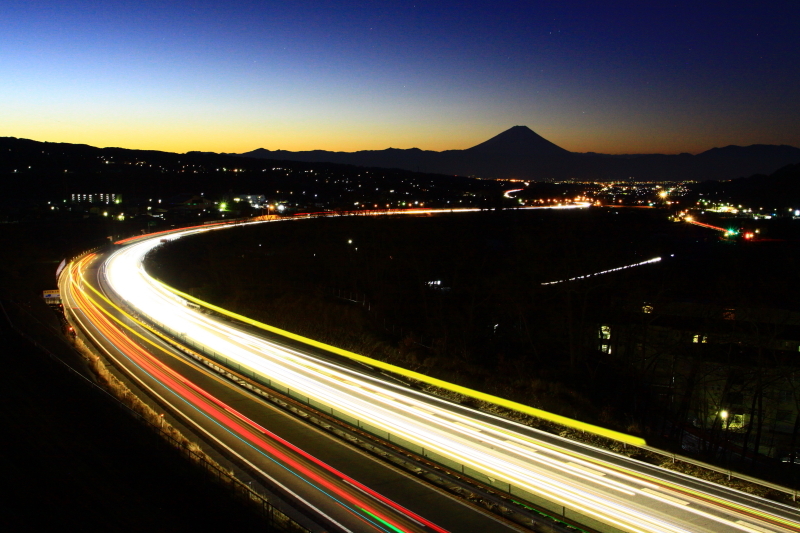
[65, 257, 448, 533]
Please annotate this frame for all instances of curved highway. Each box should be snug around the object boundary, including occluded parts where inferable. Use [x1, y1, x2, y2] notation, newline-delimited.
[61, 245, 510, 533]
[65, 216, 800, 533]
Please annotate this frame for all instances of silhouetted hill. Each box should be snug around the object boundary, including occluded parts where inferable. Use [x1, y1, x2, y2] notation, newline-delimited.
[690, 163, 800, 209]
[696, 144, 800, 160]
[239, 126, 800, 182]
[0, 137, 473, 200]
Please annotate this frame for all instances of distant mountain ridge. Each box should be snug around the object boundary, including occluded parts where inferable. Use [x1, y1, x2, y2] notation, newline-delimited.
[0, 135, 477, 199]
[691, 163, 800, 209]
[238, 126, 800, 182]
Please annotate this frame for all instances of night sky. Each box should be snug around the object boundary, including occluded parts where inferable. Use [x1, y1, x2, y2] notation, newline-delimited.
[2, 1, 798, 154]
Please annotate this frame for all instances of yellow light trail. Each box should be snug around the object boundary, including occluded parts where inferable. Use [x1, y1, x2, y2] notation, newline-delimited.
[92, 219, 799, 533]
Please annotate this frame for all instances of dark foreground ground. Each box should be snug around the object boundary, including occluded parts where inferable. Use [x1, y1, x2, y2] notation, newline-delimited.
[0, 304, 268, 531]
[0, 218, 268, 531]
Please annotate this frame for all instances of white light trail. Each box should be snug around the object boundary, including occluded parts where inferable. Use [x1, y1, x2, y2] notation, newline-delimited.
[100, 223, 797, 533]
[541, 256, 662, 285]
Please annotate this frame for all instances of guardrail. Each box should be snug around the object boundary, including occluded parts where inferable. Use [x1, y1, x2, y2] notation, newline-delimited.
[641, 445, 798, 502]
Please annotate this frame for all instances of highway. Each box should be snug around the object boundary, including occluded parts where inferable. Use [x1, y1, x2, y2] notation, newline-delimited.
[61, 249, 516, 533]
[66, 217, 800, 533]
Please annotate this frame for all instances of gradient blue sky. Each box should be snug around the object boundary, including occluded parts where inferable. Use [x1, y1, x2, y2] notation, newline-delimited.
[2, 1, 798, 154]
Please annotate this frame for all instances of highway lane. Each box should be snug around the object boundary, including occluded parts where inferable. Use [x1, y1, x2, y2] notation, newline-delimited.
[61, 253, 518, 533]
[97, 221, 800, 533]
